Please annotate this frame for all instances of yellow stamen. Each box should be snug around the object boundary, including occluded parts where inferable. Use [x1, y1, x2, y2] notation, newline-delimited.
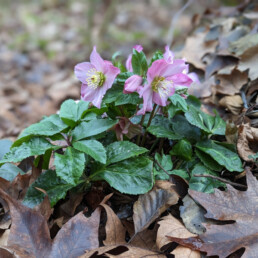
[86, 68, 106, 89]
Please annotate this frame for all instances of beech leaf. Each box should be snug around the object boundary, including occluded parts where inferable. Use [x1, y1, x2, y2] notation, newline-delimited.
[133, 187, 179, 235]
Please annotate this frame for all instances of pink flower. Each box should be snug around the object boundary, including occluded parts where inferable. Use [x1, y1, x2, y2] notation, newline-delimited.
[125, 59, 193, 115]
[164, 45, 174, 64]
[74, 46, 120, 108]
[126, 45, 143, 72]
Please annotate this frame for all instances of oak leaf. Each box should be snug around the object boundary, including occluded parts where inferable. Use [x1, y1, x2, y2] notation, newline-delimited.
[167, 168, 258, 258]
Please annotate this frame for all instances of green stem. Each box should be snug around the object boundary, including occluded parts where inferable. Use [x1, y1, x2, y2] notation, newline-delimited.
[118, 105, 126, 117]
[136, 114, 145, 146]
[141, 104, 158, 146]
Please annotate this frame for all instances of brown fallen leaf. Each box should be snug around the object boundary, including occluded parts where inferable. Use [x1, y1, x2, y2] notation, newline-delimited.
[181, 31, 217, 70]
[156, 214, 200, 258]
[133, 187, 179, 235]
[237, 123, 258, 162]
[0, 188, 101, 258]
[80, 245, 165, 258]
[238, 51, 258, 81]
[100, 203, 126, 245]
[171, 246, 201, 258]
[167, 168, 258, 258]
[214, 69, 248, 95]
[34, 194, 53, 221]
[219, 95, 243, 115]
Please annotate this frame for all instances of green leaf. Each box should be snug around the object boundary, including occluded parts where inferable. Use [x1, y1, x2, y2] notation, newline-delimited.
[150, 50, 164, 65]
[147, 116, 182, 140]
[172, 115, 201, 141]
[170, 139, 192, 161]
[90, 156, 153, 194]
[196, 140, 243, 172]
[169, 94, 188, 112]
[189, 163, 225, 193]
[0, 163, 24, 181]
[106, 141, 148, 165]
[13, 114, 68, 147]
[0, 139, 13, 160]
[185, 107, 226, 135]
[0, 137, 56, 165]
[73, 140, 106, 164]
[132, 49, 148, 76]
[115, 72, 134, 86]
[59, 99, 89, 126]
[115, 92, 140, 105]
[186, 95, 201, 109]
[23, 170, 73, 208]
[54, 147, 85, 185]
[154, 153, 173, 180]
[170, 169, 190, 181]
[195, 149, 223, 172]
[72, 119, 118, 141]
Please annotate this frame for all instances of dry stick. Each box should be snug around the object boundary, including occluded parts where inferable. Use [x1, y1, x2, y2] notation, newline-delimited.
[166, 0, 195, 46]
[193, 174, 247, 189]
[155, 160, 171, 177]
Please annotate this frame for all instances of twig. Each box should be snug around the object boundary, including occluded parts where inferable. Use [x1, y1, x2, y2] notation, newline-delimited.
[193, 174, 247, 189]
[154, 160, 171, 178]
[166, 0, 195, 47]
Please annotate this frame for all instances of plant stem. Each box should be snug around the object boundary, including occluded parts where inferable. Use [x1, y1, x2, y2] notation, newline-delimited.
[149, 139, 159, 154]
[193, 174, 247, 189]
[118, 105, 126, 117]
[136, 114, 145, 145]
[141, 104, 157, 146]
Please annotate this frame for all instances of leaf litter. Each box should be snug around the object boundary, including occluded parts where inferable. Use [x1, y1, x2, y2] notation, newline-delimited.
[0, 1, 258, 258]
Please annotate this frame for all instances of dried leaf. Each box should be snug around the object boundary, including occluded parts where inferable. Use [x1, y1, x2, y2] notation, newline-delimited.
[171, 246, 201, 258]
[80, 245, 165, 258]
[100, 203, 126, 245]
[237, 123, 257, 161]
[156, 214, 198, 255]
[181, 31, 217, 70]
[167, 168, 258, 258]
[238, 51, 258, 81]
[219, 95, 243, 115]
[133, 187, 179, 235]
[0, 188, 101, 257]
[214, 69, 248, 95]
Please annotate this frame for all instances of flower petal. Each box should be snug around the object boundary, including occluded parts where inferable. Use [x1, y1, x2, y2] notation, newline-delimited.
[164, 45, 174, 64]
[103, 63, 120, 90]
[137, 86, 153, 115]
[90, 46, 106, 72]
[74, 62, 95, 83]
[147, 59, 169, 82]
[161, 59, 188, 78]
[124, 75, 143, 94]
[170, 73, 193, 88]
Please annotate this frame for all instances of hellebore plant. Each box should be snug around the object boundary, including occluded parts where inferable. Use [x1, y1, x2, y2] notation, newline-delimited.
[0, 45, 243, 209]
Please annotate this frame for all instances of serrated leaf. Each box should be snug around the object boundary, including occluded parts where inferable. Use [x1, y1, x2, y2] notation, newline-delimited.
[189, 163, 226, 193]
[14, 115, 68, 147]
[106, 141, 148, 165]
[54, 147, 85, 185]
[196, 140, 243, 172]
[186, 95, 201, 109]
[59, 99, 89, 126]
[0, 139, 13, 160]
[71, 119, 118, 141]
[185, 107, 226, 135]
[147, 116, 182, 140]
[0, 137, 56, 165]
[23, 170, 73, 208]
[169, 94, 188, 112]
[172, 115, 201, 141]
[133, 187, 179, 234]
[73, 140, 106, 164]
[0, 163, 25, 181]
[150, 50, 164, 65]
[154, 153, 173, 180]
[170, 139, 192, 161]
[90, 157, 153, 194]
[195, 149, 223, 172]
[132, 49, 148, 76]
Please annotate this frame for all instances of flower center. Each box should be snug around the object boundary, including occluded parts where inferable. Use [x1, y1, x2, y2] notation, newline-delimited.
[151, 76, 172, 97]
[86, 68, 106, 89]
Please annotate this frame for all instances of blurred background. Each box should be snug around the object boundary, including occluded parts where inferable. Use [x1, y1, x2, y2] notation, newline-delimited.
[0, 0, 244, 138]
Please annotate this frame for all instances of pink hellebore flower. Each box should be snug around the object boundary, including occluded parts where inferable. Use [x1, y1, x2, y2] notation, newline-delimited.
[164, 45, 174, 64]
[74, 46, 120, 108]
[124, 59, 193, 115]
[126, 45, 143, 72]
